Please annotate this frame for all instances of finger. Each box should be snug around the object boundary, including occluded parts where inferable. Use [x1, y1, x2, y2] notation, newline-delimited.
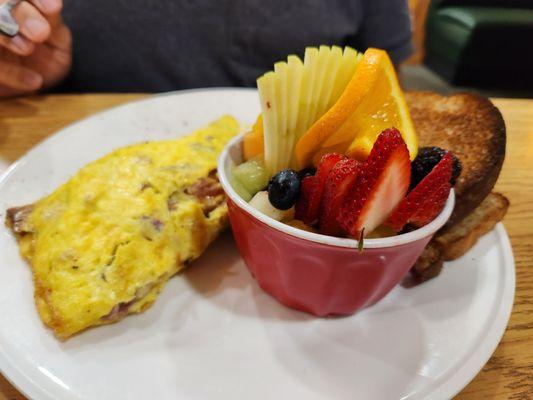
[0, 83, 27, 98]
[13, 1, 51, 43]
[29, 0, 62, 17]
[0, 59, 42, 90]
[46, 22, 70, 51]
[0, 34, 35, 56]
[23, 40, 70, 87]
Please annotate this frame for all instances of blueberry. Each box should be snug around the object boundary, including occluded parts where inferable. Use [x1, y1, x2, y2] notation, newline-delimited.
[411, 147, 462, 190]
[268, 169, 301, 210]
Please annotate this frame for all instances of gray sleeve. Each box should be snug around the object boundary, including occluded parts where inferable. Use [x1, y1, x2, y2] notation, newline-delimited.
[357, 0, 413, 64]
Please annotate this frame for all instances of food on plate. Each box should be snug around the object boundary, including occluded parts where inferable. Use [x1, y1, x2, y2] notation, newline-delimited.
[231, 44, 507, 283]
[267, 169, 301, 210]
[249, 191, 295, 222]
[231, 45, 459, 241]
[231, 156, 269, 201]
[5, 116, 239, 339]
[293, 47, 417, 167]
[247, 47, 417, 170]
[406, 92, 507, 281]
[255, 45, 362, 174]
[412, 193, 509, 282]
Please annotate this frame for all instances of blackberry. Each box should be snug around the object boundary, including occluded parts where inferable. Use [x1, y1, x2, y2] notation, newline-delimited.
[410, 147, 462, 190]
[297, 167, 316, 181]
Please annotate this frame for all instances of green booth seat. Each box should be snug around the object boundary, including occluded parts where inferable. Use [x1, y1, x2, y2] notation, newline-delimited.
[424, 1, 533, 89]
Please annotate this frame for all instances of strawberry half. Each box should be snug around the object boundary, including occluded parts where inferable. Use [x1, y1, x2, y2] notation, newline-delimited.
[387, 152, 453, 231]
[338, 128, 411, 237]
[295, 175, 318, 223]
[319, 158, 361, 235]
[295, 153, 345, 225]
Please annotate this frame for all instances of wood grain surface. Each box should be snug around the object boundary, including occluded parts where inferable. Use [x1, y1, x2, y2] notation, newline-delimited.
[0, 94, 532, 400]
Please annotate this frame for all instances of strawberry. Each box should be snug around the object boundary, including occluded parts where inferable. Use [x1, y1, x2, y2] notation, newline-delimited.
[319, 158, 361, 235]
[338, 128, 411, 237]
[295, 153, 345, 225]
[295, 175, 318, 222]
[410, 181, 451, 226]
[387, 152, 453, 231]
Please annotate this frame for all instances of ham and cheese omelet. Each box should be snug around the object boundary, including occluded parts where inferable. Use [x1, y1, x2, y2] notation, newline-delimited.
[6, 116, 239, 339]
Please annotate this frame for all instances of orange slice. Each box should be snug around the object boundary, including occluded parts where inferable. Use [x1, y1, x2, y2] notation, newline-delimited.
[294, 48, 418, 168]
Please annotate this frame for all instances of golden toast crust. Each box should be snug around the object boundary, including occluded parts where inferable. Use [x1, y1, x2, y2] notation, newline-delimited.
[406, 92, 506, 228]
[411, 192, 509, 282]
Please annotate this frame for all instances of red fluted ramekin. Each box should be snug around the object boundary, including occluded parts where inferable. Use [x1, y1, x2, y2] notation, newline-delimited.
[218, 134, 455, 316]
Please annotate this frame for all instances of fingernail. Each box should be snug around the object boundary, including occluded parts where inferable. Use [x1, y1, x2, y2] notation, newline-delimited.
[10, 36, 28, 51]
[24, 18, 49, 37]
[23, 72, 42, 87]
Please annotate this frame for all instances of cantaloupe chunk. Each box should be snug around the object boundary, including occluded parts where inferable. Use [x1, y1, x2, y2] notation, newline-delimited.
[243, 116, 264, 160]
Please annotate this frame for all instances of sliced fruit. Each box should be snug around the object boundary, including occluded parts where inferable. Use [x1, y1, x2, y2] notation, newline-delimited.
[315, 46, 343, 120]
[295, 153, 345, 225]
[294, 48, 418, 168]
[410, 181, 451, 227]
[257, 46, 361, 173]
[365, 225, 397, 238]
[249, 191, 295, 221]
[330, 47, 362, 103]
[319, 158, 361, 235]
[285, 55, 304, 163]
[296, 47, 319, 136]
[387, 152, 453, 231]
[410, 146, 462, 189]
[243, 116, 265, 160]
[339, 129, 411, 237]
[257, 71, 278, 175]
[286, 219, 318, 233]
[274, 61, 289, 172]
[232, 156, 269, 196]
[295, 175, 319, 224]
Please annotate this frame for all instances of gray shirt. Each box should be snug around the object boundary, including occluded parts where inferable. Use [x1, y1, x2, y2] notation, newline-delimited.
[60, 0, 412, 92]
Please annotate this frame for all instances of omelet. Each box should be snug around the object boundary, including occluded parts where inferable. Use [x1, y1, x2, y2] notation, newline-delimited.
[6, 116, 239, 339]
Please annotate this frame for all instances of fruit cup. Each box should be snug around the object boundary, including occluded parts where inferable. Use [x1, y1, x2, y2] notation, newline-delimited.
[218, 134, 455, 317]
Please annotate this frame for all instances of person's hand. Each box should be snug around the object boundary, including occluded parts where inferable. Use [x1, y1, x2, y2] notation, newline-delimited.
[0, 0, 71, 98]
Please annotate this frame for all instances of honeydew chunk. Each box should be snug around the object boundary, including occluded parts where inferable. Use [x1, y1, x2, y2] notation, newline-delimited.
[274, 61, 289, 172]
[257, 72, 278, 175]
[233, 156, 269, 195]
[249, 191, 295, 221]
[229, 160, 252, 201]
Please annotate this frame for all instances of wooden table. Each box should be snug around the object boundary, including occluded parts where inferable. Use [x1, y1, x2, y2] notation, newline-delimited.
[1, 94, 532, 399]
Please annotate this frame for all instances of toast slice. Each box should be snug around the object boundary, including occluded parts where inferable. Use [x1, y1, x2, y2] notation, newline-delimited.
[411, 192, 509, 282]
[406, 92, 506, 228]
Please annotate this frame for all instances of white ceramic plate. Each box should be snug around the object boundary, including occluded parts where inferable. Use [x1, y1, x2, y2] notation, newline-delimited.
[0, 89, 515, 400]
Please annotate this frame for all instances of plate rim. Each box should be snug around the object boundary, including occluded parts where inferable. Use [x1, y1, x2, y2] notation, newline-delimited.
[417, 223, 515, 400]
[0, 88, 516, 400]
